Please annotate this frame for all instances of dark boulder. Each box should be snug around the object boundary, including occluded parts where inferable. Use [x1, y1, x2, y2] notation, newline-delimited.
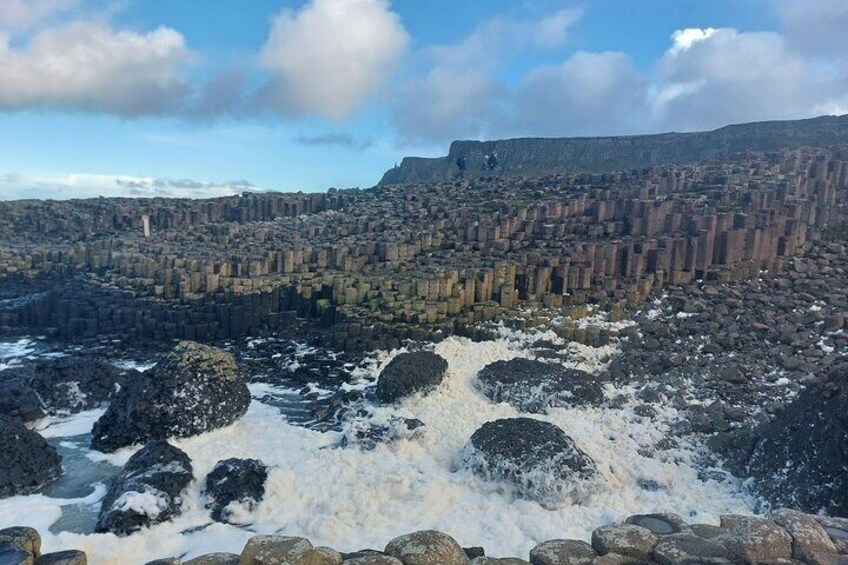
[746, 363, 848, 514]
[476, 358, 605, 412]
[462, 417, 598, 504]
[204, 458, 268, 524]
[91, 341, 250, 452]
[0, 356, 125, 423]
[0, 416, 62, 498]
[96, 440, 193, 536]
[375, 352, 448, 403]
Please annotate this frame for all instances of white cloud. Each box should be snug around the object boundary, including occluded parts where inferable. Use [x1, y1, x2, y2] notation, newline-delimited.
[429, 7, 582, 69]
[654, 27, 833, 130]
[258, 0, 409, 120]
[780, 0, 848, 56]
[515, 51, 647, 137]
[393, 8, 582, 143]
[0, 173, 261, 200]
[0, 0, 78, 32]
[0, 21, 193, 115]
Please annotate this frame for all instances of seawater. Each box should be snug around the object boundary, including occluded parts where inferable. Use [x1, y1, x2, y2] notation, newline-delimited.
[0, 328, 758, 564]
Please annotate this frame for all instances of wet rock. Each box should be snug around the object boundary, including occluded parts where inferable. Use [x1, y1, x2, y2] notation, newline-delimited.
[651, 533, 732, 565]
[0, 416, 62, 498]
[184, 555, 239, 565]
[0, 528, 40, 559]
[462, 418, 597, 505]
[476, 359, 605, 413]
[464, 547, 485, 560]
[469, 559, 529, 565]
[96, 440, 193, 536]
[342, 557, 403, 565]
[1, 356, 125, 419]
[529, 539, 597, 565]
[591, 525, 658, 561]
[384, 530, 469, 565]
[240, 535, 313, 565]
[0, 549, 34, 565]
[713, 515, 792, 563]
[590, 554, 649, 565]
[625, 514, 691, 536]
[35, 551, 88, 565]
[0, 377, 44, 422]
[374, 352, 448, 403]
[204, 458, 267, 524]
[296, 547, 344, 565]
[746, 364, 848, 514]
[771, 509, 837, 561]
[689, 525, 726, 539]
[91, 341, 251, 452]
[340, 417, 425, 450]
[815, 516, 848, 554]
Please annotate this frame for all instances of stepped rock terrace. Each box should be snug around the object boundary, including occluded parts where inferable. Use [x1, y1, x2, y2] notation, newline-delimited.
[1, 147, 847, 350]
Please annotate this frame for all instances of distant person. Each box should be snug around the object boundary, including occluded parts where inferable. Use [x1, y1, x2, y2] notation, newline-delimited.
[456, 155, 467, 179]
[485, 151, 498, 172]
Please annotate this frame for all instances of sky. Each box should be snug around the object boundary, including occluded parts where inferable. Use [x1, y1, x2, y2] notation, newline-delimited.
[0, 0, 846, 200]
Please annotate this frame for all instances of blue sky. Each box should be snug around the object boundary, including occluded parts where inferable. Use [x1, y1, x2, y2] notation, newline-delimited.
[0, 0, 845, 199]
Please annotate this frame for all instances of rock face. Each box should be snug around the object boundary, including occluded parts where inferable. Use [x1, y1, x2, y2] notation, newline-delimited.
[746, 363, 848, 514]
[204, 458, 268, 524]
[374, 352, 449, 403]
[462, 418, 597, 504]
[91, 341, 250, 452]
[380, 114, 848, 185]
[476, 359, 604, 412]
[384, 530, 469, 565]
[0, 356, 125, 423]
[0, 416, 62, 498]
[239, 535, 313, 565]
[96, 440, 193, 536]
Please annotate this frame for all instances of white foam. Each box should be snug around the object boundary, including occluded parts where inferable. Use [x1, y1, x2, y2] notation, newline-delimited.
[0, 334, 758, 564]
[0, 337, 38, 370]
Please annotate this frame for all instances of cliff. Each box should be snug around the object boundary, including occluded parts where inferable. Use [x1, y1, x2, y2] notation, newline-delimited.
[379, 114, 848, 185]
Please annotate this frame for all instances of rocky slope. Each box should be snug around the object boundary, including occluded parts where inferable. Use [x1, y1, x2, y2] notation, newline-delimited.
[380, 114, 848, 184]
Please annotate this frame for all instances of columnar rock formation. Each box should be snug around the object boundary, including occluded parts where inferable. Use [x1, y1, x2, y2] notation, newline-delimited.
[1, 147, 847, 349]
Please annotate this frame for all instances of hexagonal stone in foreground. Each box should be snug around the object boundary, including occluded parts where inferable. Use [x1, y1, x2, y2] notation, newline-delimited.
[591, 525, 658, 561]
[624, 514, 691, 536]
[713, 515, 792, 564]
[342, 557, 403, 565]
[184, 554, 239, 565]
[529, 539, 597, 565]
[469, 558, 529, 564]
[652, 533, 731, 565]
[384, 530, 469, 565]
[239, 535, 313, 565]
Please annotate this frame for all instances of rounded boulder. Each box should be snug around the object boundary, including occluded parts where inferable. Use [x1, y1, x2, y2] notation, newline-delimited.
[375, 352, 448, 403]
[462, 418, 598, 505]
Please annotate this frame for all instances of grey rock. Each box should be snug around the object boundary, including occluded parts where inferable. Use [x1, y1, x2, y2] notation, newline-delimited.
[0, 528, 40, 557]
[204, 458, 267, 524]
[651, 533, 732, 565]
[476, 359, 604, 413]
[771, 508, 837, 560]
[35, 551, 87, 565]
[463, 418, 597, 505]
[713, 515, 792, 563]
[92, 341, 250, 452]
[384, 530, 469, 565]
[184, 555, 239, 565]
[239, 536, 313, 565]
[375, 352, 448, 403]
[469, 559, 530, 565]
[746, 364, 848, 515]
[530, 539, 596, 565]
[591, 525, 658, 561]
[625, 514, 691, 536]
[96, 440, 193, 536]
[342, 557, 403, 565]
[0, 418, 62, 498]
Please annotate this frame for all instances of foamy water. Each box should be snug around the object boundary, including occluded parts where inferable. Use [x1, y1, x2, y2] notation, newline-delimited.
[0, 332, 758, 564]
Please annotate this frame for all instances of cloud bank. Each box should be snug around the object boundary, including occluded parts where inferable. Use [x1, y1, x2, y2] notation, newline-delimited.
[257, 0, 409, 119]
[0, 21, 192, 115]
[0, 173, 260, 201]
